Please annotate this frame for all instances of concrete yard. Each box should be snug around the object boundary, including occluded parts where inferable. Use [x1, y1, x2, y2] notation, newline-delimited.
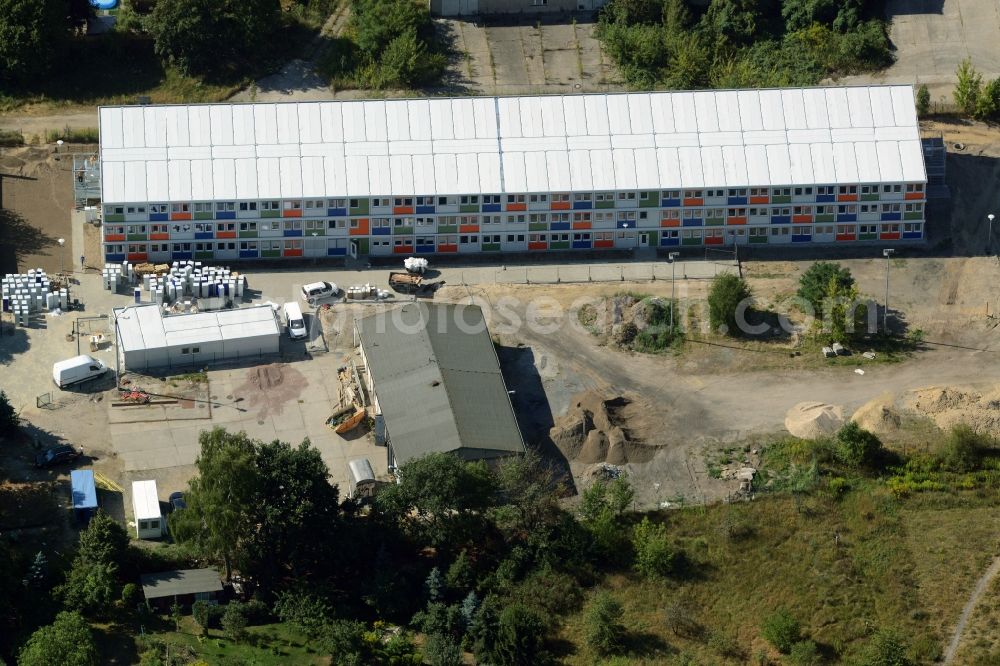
[441, 15, 624, 95]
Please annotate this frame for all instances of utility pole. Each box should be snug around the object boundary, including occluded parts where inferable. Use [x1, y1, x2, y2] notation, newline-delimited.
[882, 248, 895, 333]
[668, 251, 679, 330]
[988, 213, 995, 255]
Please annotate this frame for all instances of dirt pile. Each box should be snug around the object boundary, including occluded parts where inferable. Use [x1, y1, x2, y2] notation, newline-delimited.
[583, 294, 672, 347]
[851, 394, 902, 435]
[235, 362, 308, 421]
[784, 402, 845, 439]
[550, 391, 655, 464]
[903, 386, 1000, 434]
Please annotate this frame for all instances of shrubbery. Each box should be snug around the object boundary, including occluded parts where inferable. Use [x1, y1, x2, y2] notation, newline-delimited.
[584, 593, 626, 655]
[597, 0, 893, 88]
[761, 607, 801, 653]
[707, 274, 753, 337]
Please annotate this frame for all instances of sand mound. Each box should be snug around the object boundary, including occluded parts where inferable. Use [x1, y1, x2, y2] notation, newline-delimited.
[785, 402, 845, 439]
[550, 391, 657, 464]
[852, 394, 902, 435]
[902, 386, 1000, 435]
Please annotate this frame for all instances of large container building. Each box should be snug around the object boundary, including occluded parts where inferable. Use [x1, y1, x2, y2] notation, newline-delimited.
[97, 86, 926, 265]
[113, 303, 281, 371]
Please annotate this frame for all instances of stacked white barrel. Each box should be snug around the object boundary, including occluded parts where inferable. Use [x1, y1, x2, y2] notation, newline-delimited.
[1, 269, 61, 326]
[140, 261, 245, 307]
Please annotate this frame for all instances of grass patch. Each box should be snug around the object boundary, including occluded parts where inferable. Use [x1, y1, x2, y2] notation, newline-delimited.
[0, 129, 24, 147]
[43, 127, 99, 144]
[558, 486, 1000, 665]
[171, 370, 208, 384]
[140, 617, 323, 665]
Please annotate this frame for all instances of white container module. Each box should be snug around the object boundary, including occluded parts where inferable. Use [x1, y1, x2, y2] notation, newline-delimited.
[2, 269, 59, 318]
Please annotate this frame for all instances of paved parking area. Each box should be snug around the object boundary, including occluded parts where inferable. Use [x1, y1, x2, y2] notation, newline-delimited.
[442, 15, 623, 95]
[842, 0, 1000, 102]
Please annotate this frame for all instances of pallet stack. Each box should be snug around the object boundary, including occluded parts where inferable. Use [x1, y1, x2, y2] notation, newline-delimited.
[1, 269, 68, 326]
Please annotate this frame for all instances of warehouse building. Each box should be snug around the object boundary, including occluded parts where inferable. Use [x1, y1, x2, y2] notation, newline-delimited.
[113, 303, 280, 371]
[97, 85, 926, 264]
[354, 303, 525, 468]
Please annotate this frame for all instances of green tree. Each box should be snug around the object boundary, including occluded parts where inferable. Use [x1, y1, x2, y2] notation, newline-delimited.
[974, 78, 1000, 120]
[857, 628, 911, 666]
[170, 602, 182, 631]
[169, 428, 260, 580]
[585, 592, 626, 655]
[916, 84, 931, 116]
[17, 611, 98, 666]
[954, 57, 983, 116]
[376, 453, 497, 550]
[57, 560, 119, 618]
[797, 262, 855, 314]
[493, 603, 547, 666]
[663, 592, 701, 638]
[78, 510, 130, 566]
[0, 390, 19, 436]
[242, 437, 341, 594]
[222, 602, 248, 643]
[146, 0, 280, 76]
[0, 0, 65, 84]
[632, 517, 685, 579]
[835, 421, 883, 468]
[761, 607, 800, 653]
[708, 273, 753, 337]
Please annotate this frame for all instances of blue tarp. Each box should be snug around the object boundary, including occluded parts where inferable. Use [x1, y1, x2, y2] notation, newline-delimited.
[70, 470, 97, 511]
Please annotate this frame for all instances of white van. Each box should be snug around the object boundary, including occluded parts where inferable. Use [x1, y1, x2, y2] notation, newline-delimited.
[52, 355, 108, 389]
[283, 302, 307, 339]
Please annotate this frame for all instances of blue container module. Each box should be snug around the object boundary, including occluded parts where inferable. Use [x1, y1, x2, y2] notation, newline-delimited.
[70, 470, 98, 524]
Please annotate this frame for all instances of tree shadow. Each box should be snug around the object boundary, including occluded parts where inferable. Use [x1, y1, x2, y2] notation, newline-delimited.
[0, 325, 30, 364]
[621, 629, 674, 659]
[0, 206, 56, 272]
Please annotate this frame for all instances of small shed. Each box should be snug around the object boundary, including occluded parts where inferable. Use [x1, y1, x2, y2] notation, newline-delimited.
[347, 458, 377, 500]
[131, 480, 163, 539]
[140, 568, 223, 610]
[70, 470, 98, 524]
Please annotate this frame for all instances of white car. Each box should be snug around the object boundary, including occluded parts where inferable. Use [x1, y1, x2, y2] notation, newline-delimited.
[301, 281, 339, 305]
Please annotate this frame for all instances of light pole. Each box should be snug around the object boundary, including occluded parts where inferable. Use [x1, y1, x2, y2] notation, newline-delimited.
[668, 251, 679, 330]
[57, 237, 65, 273]
[882, 248, 895, 333]
[989, 214, 995, 255]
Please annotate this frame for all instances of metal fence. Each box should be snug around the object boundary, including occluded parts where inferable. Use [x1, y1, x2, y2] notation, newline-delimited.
[457, 260, 737, 286]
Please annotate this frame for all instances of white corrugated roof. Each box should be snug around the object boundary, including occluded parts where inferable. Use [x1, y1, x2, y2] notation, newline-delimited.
[99, 86, 925, 204]
[132, 480, 160, 520]
[115, 304, 279, 352]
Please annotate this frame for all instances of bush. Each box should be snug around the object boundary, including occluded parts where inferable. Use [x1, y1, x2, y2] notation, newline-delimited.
[192, 600, 211, 635]
[937, 424, 991, 472]
[632, 517, 686, 579]
[707, 273, 753, 337]
[0, 390, 19, 436]
[797, 262, 855, 314]
[707, 629, 743, 659]
[121, 582, 141, 608]
[221, 603, 248, 643]
[274, 590, 333, 638]
[584, 593, 626, 655]
[424, 633, 463, 666]
[761, 608, 800, 654]
[663, 593, 701, 638]
[789, 639, 821, 665]
[835, 422, 883, 469]
[857, 628, 911, 666]
[320, 619, 371, 665]
[916, 84, 931, 116]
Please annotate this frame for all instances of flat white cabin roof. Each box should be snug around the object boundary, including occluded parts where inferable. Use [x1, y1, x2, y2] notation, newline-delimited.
[98, 85, 926, 204]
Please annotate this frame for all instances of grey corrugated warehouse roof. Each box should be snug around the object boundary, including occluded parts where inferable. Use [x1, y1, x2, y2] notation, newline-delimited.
[140, 568, 223, 599]
[356, 303, 525, 464]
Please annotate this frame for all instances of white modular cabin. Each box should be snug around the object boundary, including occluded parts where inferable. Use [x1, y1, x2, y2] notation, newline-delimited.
[132, 480, 163, 539]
